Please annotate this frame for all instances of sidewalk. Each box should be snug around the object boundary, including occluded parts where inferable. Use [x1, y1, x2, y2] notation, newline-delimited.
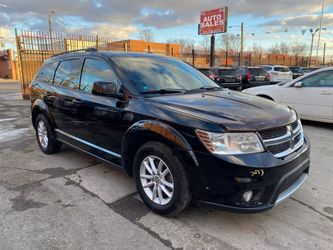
[0, 78, 22, 92]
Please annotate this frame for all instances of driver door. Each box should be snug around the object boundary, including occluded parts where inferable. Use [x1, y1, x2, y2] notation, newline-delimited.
[281, 70, 333, 121]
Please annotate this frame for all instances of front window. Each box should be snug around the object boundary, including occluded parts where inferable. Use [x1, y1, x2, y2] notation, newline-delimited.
[300, 71, 333, 87]
[112, 56, 219, 94]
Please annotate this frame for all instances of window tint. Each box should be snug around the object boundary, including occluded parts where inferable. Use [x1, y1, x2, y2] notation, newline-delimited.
[301, 71, 333, 87]
[54, 59, 81, 89]
[35, 61, 58, 83]
[80, 59, 119, 93]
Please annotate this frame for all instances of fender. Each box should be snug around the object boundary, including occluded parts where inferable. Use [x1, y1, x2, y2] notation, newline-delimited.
[31, 99, 55, 128]
[122, 120, 199, 174]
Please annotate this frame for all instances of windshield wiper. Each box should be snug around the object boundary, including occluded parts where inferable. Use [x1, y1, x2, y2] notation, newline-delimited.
[199, 86, 222, 90]
[186, 86, 222, 93]
[140, 89, 186, 95]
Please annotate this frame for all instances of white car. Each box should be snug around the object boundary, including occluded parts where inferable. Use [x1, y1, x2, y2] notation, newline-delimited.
[243, 67, 333, 123]
[261, 65, 293, 83]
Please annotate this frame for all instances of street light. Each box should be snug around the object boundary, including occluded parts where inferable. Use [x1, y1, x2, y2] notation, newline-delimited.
[0, 3, 8, 8]
[48, 10, 55, 36]
[308, 27, 326, 66]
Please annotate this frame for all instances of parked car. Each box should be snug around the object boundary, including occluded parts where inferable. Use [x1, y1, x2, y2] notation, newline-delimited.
[261, 65, 293, 83]
[197, 68, 216, 81]
[210, 67, 242, 90]
[31, 50, 310, 216]
[288, 67, 304, 79]
[238, 67, 269, 88]
[243, 67, 333, 123]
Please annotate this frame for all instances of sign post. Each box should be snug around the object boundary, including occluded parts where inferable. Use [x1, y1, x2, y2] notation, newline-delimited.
[199, 7, 228, 67]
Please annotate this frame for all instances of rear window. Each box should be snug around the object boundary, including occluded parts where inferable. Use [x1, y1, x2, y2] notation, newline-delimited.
[218, 69, 237, 76]
[274, 67, 290, 72]
[54, 59, 81, 89]
[262, 66, 272, 72]
[289, 67, 302, 73]
[248, 68, 264, 75]
[35, 61, 58, 84]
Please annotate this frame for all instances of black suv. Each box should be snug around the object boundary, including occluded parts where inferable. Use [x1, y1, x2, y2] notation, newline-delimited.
[31, 50, 310, 216]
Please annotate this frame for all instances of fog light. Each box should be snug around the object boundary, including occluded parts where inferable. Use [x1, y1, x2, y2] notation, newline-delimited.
[243, 190, 253, 203]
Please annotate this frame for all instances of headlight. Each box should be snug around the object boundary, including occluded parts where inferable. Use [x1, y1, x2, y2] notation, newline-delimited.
[196, 130, 264, 155]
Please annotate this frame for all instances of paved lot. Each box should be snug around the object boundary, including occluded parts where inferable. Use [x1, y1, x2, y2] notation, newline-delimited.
[0, 80, 332, 249]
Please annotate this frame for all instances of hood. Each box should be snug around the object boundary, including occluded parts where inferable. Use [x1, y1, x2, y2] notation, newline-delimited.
[147, 90, 296, 131]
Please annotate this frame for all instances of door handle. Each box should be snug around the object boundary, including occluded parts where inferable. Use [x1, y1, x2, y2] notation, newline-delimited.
[320, 91, 332, 95]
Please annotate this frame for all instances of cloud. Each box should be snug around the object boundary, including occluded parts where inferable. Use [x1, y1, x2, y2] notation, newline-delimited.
[260, 13, 333, 29]
[1, 0, 332, 31]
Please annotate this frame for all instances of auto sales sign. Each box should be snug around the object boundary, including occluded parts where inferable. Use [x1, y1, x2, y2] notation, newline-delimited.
[199, 7, 228, 35]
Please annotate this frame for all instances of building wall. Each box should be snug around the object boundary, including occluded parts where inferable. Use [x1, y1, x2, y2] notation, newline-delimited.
[0, 49, 19, 79]
[108, 40, 181, 56]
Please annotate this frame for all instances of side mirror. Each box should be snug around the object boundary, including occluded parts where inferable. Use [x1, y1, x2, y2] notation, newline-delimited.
[294, 81, 302, 88]
[92, 81, 123, 99]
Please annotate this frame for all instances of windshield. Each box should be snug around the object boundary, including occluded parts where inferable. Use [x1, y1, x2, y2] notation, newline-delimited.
[218, 69, 237, 76]
[112, 56, 219, 94]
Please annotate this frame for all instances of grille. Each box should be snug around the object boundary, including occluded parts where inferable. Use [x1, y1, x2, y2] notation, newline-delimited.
[294, 133, 301, 145]
[259, 120, 304, 158]
[259, 126, 287, 140]
[291, 120, 299, 130]
[267, 141, 290, 155]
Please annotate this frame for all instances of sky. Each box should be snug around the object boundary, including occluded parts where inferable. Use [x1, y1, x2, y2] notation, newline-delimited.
[0, 0, 333, 55]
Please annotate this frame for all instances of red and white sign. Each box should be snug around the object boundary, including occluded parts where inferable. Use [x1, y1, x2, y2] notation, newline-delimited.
[199, 7, 228, 35]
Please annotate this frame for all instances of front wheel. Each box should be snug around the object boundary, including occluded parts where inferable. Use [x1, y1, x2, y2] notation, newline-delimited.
[134, 142, 191, 216]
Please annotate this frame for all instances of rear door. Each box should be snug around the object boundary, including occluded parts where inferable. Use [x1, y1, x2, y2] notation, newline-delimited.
[282, 70, 333, 122]
[50, 58, 83, 136]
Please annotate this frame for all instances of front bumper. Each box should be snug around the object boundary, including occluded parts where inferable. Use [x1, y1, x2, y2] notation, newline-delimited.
[190, 136, 310, 213]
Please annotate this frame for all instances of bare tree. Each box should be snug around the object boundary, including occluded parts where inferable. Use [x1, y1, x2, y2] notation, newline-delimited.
[269, 43, 281, 54]
[290, 42, 307, 57]
[139, 29, 154, 42]
[167, 38, 194, 53]
[251, 43, 264, 55]
[220, 34, 241, 53]
[279, 42, 290, 55]
[199, 36, 210, 55]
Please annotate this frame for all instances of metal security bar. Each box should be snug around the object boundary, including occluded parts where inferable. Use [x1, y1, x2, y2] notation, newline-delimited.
[15, 29, 123, 99]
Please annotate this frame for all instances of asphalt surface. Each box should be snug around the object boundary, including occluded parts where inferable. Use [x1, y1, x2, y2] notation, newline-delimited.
[0, 79, 332, 249]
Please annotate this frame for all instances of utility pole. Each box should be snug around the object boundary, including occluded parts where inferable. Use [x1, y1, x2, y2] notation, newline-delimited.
[323, 42, 326, 65]
[309, 29, 317, 67]
[48, 10, 55, 50]
[240, 22, 244, 66]
[316, 0, 325, 61]
[210, 34, 215, 67]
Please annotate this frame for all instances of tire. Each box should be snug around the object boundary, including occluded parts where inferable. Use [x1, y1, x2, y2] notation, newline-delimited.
[134, 141, 191, 216]
[35, 114, 61, 154]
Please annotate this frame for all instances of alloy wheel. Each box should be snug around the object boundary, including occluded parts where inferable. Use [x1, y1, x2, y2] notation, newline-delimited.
[37, 120, 48, 149]
[139, 155, 174, 205]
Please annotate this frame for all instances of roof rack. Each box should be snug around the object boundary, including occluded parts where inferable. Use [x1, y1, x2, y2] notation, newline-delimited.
[51, 48, 97, 57]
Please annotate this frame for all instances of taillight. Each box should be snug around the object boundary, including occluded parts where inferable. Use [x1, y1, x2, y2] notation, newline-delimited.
[247, 73, 251, 81]
[209, 74, 215, 79]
